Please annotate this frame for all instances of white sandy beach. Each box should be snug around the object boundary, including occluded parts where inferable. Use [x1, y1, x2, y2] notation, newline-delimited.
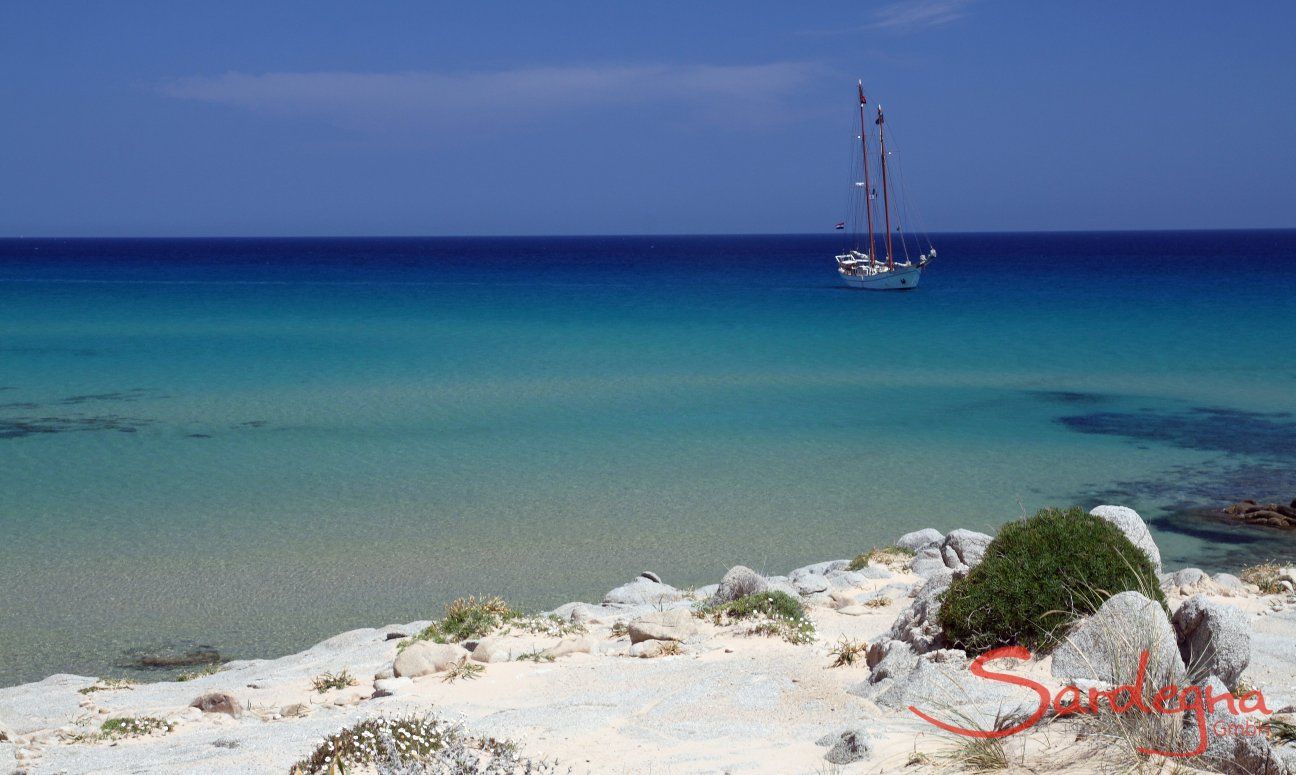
[3, 507, 1296, 774]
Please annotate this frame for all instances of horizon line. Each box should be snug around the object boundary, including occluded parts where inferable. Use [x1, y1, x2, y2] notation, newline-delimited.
[2, 226, 1296, 241]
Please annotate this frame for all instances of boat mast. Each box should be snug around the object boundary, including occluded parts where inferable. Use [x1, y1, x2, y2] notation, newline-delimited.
[857, 81, 876, 267]
[876, 105, 894, 269]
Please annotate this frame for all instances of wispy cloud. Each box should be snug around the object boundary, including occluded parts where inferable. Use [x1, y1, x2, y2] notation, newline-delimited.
[157, 63, 818, 134]
[863, 0, 972, 31]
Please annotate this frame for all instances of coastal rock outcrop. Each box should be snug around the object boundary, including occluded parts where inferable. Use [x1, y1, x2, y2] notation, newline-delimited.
[940, 529, 993, 572]
[628, 609, 698, 644]
[791, 573, 829, 595]
[1089, 505, 1162, 573]
[1172, 594, 1251, 687]
[1051, 591, 1184, 687]
[896, 528, 943, 552]
[393, 642, 470, 678]
[885, 569, 954, 653]
[1222, 498, 1296, 529]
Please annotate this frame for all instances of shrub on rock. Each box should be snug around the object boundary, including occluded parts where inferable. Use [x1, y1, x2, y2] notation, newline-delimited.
[938, 506, 1166, 654]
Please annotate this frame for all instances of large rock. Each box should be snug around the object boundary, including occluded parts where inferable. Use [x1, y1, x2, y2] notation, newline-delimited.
[792, 573, 829, 595]
[1213, 572, 1246, 596]
[1172, 594, 1251, 688]
[940, 529, 993, 572]
[1052, 591, 1184, 687]
[190, 692, 241, 716]
[603, 577, 685, 607]
[628, 609, 699, 644]
[909, 547, 948, 578]
[1089, 505, 1162, 573]
[851, 650, 1035, 732]
[886, 569, 954, 653]
[864, 639, 919, 684]
[896, 528, 944, 552]
[393, 641, 470, 677]
[1197, 676, 1288, 775]
[789, 560, 849, 580]
[712, 565, 768, 603]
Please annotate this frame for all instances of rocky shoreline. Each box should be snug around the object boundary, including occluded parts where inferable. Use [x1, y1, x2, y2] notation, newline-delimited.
[3, 505, 1296, 774]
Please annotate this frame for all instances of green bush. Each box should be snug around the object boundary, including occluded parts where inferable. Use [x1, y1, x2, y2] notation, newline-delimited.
[700, 591, 816, 644]
[702, 590, 803, 621]
[938, 506, 1166, 654]
[403, 596, 519, 650]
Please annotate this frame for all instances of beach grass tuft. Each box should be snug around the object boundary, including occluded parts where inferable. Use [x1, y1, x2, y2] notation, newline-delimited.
[829, 637, 867, 668]
[442, 656, 485, 683]
[311, 669, 358, 694]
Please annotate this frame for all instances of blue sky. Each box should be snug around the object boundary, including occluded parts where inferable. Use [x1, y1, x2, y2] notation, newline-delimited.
[2, 1, 1294, 236]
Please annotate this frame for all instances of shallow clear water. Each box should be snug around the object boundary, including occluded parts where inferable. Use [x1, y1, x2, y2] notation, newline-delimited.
[2, 232, 1294, 686]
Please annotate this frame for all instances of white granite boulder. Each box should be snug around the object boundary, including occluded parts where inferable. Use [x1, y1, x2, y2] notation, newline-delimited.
[885, 569, 954, 653]
[603, 577, 685, 607]
[1052, 591, 1184, 687]
[628, 609, 699, 644]
[896, 528, 944, 552]
[1172, 594, 1251, 688]
[940, 529, 993, 572]
[393, 641, 470, 677]
[1089, 505, 1162, 573]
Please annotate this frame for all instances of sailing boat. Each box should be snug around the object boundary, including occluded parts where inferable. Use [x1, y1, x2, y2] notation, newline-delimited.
[835, 81, 936, 290]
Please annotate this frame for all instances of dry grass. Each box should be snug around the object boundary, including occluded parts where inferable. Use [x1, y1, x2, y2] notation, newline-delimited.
[829, 637, 868, 668]
[848, 545, 915, 572]
[1240, 563, 1287, 594]
[311, 669, 358, 693]
[442, 656, 485, 683]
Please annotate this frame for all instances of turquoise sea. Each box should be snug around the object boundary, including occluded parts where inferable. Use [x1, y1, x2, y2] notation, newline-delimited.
[2, 231, 1295, 686]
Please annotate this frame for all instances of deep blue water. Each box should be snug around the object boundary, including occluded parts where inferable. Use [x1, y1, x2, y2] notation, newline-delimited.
[1, 231, 1294, 686]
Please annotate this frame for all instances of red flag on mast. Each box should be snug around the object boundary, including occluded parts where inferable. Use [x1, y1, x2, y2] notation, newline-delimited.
[857, 81, 866, 106]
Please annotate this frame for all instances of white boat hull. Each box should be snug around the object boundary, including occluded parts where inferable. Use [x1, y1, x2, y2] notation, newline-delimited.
[839, 265, 922, 290]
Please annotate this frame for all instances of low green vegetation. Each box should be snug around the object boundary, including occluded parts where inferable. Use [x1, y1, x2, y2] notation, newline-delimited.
[938, 506, 1165, 654]
[77, 677, 135, 694]
[403, 596, 586, 653]
[100, 716, 175, 739]
[175, 664, 222, 682]
[847, 545, 915, 572]
[311, 669, 358, 693]
[515, 649, 555, 663]
[699, 590, 816, 645]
